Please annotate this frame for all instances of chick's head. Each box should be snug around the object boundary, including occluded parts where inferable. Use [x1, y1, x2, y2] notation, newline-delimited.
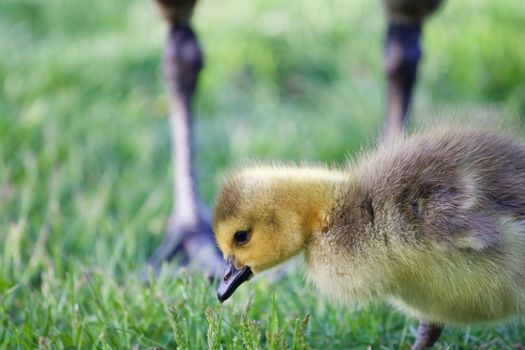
[213, 175, 305, 274]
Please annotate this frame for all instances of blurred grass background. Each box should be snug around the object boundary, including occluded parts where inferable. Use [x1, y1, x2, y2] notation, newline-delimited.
[1, 0, 524, 348]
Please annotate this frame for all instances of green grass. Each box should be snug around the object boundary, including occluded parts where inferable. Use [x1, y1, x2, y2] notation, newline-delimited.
[1, 0, 525, 348]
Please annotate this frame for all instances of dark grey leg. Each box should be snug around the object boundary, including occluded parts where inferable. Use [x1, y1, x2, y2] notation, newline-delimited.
[384, 22, 422, 137]
[148, 0, 222, 277]
[411, 321, 443, 350]
[382, 0, 444, 138]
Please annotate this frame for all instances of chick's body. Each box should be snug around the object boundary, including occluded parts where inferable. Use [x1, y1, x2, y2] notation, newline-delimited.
[214, 128, 525, 326]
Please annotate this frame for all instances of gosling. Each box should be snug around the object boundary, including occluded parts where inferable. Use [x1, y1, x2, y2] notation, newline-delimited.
[213, 127, 525, 349]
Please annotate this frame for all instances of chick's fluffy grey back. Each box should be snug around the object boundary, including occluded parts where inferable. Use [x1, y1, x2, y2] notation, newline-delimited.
[331, 128, 525, 250]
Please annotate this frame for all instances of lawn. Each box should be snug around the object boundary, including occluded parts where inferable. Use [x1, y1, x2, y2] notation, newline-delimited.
[1, 0, 525, 348]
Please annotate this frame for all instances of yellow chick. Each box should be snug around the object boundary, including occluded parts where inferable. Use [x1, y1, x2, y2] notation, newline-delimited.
[213, 127, 525, 349]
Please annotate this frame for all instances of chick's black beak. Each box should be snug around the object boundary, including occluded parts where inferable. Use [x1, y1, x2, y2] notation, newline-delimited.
[217, 257, 253, 302]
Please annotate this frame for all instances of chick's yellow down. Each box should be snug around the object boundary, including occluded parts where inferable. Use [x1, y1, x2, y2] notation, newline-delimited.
[213, 128, 525, 338]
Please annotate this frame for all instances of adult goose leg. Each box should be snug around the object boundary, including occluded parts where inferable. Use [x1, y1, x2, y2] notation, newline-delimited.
[148, 0, 222, 277]
[383, 0, 443, 138]
[411, 321, 443, 350]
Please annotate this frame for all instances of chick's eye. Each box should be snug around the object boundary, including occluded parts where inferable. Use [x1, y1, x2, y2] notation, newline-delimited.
[234, 230, 250, 245]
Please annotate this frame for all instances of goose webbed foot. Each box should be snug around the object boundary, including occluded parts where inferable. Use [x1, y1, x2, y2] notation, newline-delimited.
[147, 215, 223, 279]
[411, 320, 443, 350]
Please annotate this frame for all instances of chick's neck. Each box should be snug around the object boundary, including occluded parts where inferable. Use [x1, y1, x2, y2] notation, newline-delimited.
[269, 169, 345, 242]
